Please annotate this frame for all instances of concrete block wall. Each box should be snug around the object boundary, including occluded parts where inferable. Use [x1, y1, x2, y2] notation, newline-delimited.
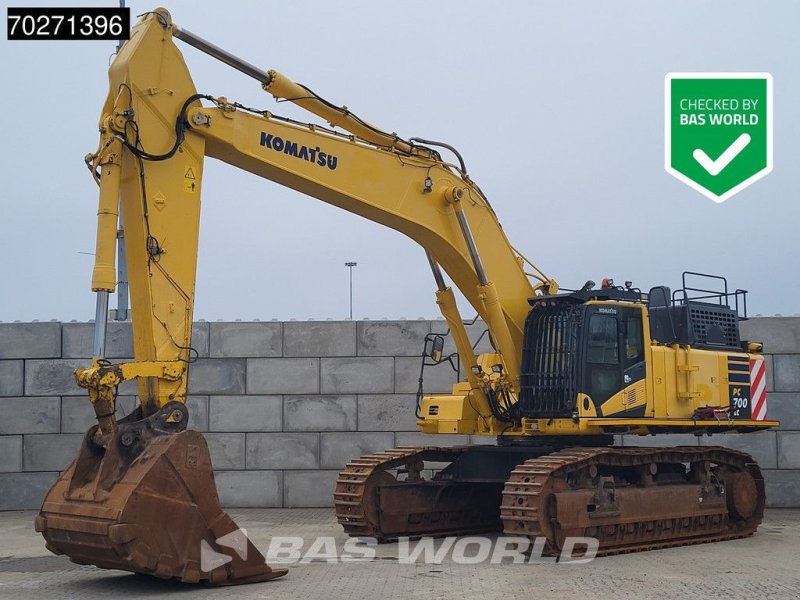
[0, 317, 798, 510]
[0, 319, 487, 510]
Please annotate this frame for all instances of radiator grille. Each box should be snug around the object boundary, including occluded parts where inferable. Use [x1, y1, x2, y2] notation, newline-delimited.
[520, 302, 582, 418]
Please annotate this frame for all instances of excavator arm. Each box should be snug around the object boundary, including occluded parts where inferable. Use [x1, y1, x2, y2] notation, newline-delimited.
[82, 8, 555, 427]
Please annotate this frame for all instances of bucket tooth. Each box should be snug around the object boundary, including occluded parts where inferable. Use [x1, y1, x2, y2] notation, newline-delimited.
[36, 402, 287, 585]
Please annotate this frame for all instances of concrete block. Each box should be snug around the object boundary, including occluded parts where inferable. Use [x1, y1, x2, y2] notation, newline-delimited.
[23, 434, 83, 471]
[246, 433, 319, 469]
[0, 322, 60, 359]
[357, 394, 417, 431]
[357, 321, 430, 357]
[740, 317, 800, 354]
[204, 433, 245, 470]
[0, 397, 59, 434]
[620, 433, 700, 448]
[61, 396, 203, 433]
[118, 396, 139, 416]
[0, 472, 59, 510]
[778, 432, 800, 469]
[763, 469, 800, 508]
[210, 322, 282, 358]
[214, 470, 282, 508]
[186, 396, 209, 431]
[192, 322, 210, 358]
[395, 432, 469, 447]
[61, 322, 132, 359]
[320, 432, 395, 469]
[284, 321, 356, 357]
[439, 319, 495, 356]
[283, 470, 339, 507]
[699, 431, 777, 469]
[284, 396, 356, 431]
[24, 359, 86, 396]
[188, 359, 245, 395]
[469, 435, 497, 446]
[766, 393, 800, 430]
[61, 395, 137, 433]
[69, 322, 209, 359]
[209, 395, 281, 432]
[0, 436, 23, 472]
[394, 357, 457, 394]
[247, 358, 319, 394]
[320, 357, 393, 394]
[773, 355, 800, 392]
[0, 360, 23, 396]
[62, 395, 201, 435]
[764, 354, 775, 393]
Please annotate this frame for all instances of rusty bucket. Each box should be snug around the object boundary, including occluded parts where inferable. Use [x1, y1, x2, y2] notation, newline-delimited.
[35, 402, 287, 585]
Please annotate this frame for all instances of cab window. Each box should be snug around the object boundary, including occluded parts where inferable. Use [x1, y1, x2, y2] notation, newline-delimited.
[624, 316, 644, 366]
[587, 314, 619, 364]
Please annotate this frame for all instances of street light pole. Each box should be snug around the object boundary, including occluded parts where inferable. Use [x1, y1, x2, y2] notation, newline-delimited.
[345, 262, 357, 319]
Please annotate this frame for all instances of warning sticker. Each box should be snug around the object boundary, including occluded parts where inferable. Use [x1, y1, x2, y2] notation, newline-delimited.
[184, 165, 197, 193]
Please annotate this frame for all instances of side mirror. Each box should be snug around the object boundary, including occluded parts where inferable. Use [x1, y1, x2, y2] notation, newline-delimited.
[427, 335, 445, 362]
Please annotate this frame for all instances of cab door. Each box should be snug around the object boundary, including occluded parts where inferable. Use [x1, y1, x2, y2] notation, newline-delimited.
[583, 308, 622, 409]
[582, 306, 645, 414]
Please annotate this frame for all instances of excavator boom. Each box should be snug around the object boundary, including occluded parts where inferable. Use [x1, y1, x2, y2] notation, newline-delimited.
[36, 8, 548, 583]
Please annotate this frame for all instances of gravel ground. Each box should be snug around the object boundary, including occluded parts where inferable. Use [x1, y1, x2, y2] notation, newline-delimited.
[1, 508, 798, 600]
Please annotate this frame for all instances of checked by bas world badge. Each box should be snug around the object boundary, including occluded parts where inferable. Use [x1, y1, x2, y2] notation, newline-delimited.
[665, 73, 772, 203]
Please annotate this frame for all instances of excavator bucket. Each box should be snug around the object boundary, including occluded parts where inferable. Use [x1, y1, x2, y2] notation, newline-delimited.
[34, 402, 287, 585]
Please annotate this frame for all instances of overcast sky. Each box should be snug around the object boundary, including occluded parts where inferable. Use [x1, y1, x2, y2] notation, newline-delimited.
[1, 0, 797, 322]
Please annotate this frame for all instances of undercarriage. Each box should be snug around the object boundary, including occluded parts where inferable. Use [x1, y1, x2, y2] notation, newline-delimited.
[335, 442, 764, 555]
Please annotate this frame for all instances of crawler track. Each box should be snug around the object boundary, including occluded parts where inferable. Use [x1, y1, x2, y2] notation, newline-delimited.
[501, 446, 765, 556]
[336, 445, 765, 556]
[335, 446, 504, 540]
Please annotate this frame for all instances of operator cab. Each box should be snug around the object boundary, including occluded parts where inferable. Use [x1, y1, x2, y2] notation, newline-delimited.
[519, 272, 749, 420]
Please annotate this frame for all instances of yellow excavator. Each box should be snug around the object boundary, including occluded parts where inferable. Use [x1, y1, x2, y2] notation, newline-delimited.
[36, 7, 778, 585]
